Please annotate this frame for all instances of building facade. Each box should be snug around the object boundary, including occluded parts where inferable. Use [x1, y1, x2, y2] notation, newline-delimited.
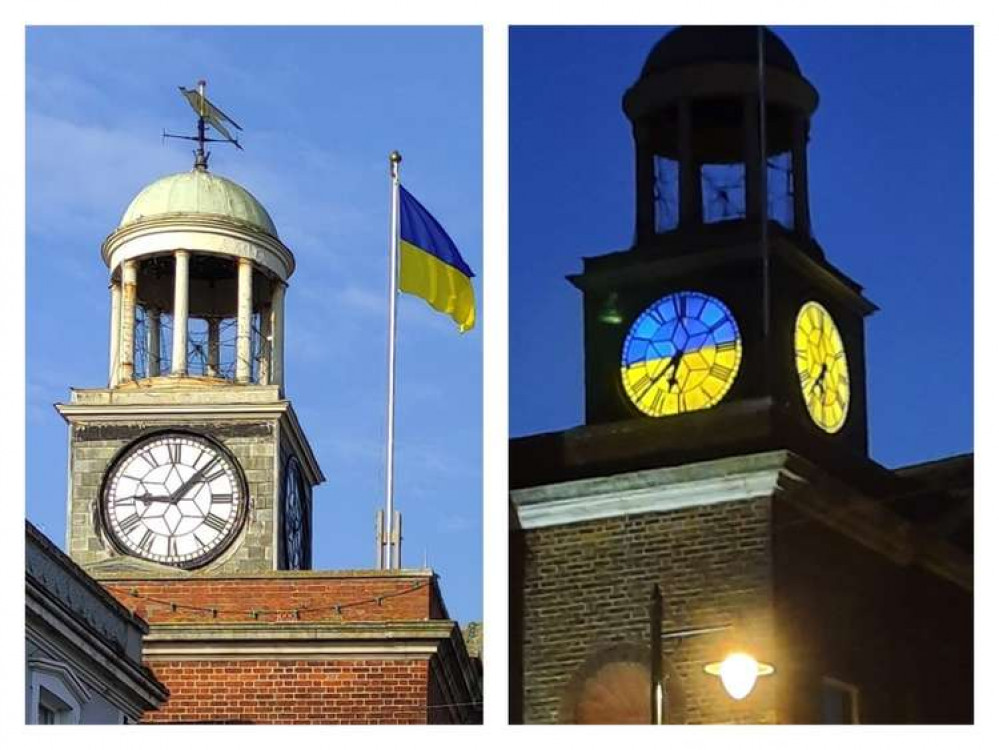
[26, 521, 168, 724]
[509, 26, 972, 725]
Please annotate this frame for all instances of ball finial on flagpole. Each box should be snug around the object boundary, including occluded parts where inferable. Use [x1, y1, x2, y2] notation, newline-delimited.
[390, 150, 402, 165]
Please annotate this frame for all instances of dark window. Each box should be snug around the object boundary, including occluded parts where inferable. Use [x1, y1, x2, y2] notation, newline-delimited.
[821, 678, 859, 724]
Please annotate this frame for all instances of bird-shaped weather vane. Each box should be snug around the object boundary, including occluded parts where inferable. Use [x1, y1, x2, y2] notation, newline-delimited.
[163, 80, 243, 170]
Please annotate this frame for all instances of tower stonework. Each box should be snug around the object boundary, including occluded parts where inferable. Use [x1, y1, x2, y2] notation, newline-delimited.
[55, 135, 481, 722]
[510, 27, 972, 725]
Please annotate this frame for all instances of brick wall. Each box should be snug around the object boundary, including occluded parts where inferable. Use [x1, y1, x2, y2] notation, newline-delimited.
[69, 421, 277, 574]
[103, 575, 434, 624]
[100, 575, 463, 724]
[144, 659, 429, 724]
[773, 500, 973, 724]
[519, 497, 776, 724]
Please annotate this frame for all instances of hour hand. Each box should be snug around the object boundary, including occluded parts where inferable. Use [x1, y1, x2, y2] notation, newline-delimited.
[169, 461, 214, 503]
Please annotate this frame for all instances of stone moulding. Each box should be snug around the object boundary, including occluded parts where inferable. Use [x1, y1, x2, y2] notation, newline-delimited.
[511, 450, 789, 530]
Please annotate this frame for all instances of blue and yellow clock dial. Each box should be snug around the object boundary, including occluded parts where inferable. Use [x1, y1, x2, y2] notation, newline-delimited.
[621, 291, 742, 417]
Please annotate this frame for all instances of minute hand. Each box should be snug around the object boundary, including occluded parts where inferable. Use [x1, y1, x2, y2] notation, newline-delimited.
[169, 459, 217, 504]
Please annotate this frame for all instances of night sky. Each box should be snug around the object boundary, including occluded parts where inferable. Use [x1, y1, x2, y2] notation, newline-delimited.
[510, 26, 973, 469]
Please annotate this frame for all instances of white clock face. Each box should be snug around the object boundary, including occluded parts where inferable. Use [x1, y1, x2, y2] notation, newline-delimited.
[102, 432, 246, 568]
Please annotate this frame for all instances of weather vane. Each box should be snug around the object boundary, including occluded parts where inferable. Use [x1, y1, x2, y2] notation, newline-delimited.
[163, 80, 243, 170]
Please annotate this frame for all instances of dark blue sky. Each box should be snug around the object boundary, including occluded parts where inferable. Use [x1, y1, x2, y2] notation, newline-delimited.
[509, 26, 973, 469]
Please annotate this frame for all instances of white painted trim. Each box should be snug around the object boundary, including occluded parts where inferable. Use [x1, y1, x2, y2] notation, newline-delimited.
[102, 215, 295, 281]
[511, 451, 788, 529]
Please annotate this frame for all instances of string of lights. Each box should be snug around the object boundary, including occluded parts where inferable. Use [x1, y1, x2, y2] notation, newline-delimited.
[106, 579, 428, 620]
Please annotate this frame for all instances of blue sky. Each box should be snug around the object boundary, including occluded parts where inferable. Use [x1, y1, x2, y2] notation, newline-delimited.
[510, 26, 973, 469]
[25, 26, 482, 623]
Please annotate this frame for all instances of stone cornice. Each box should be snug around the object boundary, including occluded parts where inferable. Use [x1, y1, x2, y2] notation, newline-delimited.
[55, 397, 325, 486]
[94, 567, 434, 582]
[142, 620, 459, 661]
[102, 214, 296, 281]
[511, 450, 789, 529]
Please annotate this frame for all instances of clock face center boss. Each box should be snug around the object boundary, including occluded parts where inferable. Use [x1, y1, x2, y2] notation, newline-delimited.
[101, 431, 248, 569]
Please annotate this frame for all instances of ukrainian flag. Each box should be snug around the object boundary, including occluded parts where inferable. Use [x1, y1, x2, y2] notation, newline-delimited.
[398, 186, 476, 332]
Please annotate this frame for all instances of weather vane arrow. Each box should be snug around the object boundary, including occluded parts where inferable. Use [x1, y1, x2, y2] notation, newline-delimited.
[163, 79, 244, 170]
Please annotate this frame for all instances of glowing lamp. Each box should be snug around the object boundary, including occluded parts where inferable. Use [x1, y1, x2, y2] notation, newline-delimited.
[704, 652, 774, 700]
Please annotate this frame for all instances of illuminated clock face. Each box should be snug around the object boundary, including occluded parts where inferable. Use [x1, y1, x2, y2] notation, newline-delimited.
[101, 432, 246, 568]
[795, 301, 850, 433]
[621, 291, 742, 417]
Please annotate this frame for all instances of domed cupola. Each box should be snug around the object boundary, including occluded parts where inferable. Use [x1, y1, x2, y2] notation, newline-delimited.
[101, 163, 295, 389]
[118, 169, 279, 238]
[622, 25, 819, 247]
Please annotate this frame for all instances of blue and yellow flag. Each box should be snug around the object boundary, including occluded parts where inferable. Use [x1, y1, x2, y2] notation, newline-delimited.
[398, 186, 476, 332]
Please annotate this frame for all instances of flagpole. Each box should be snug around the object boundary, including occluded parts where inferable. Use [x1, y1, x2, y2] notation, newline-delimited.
[758, 26, 771, 381]
[384, 150, 402, 570]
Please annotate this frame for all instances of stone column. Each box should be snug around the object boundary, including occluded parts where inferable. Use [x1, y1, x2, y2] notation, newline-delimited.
[236, 257, 254, 384]
[206, 318, 220, 378]
[270, 281, 286, 389]
[744, 94, 764, 223]
[171, 250, 190, 376]
[108, 277, 122, 386]
[119, 260, 137, 382]
[677, 98, 702, 227]
[147, 308, 161, 377]
[258, 303, 272, 385]
[791, 112, 812, 239]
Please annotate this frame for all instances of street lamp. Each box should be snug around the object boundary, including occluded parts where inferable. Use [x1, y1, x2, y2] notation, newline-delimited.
[648, 584, 774, 724]
[704, 652, 775, 701]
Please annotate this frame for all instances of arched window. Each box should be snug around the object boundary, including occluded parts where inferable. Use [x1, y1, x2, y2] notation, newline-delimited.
[559, 643, 686, 724]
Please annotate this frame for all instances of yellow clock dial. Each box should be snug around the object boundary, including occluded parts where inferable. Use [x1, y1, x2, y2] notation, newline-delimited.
[794, 301, 850, 433]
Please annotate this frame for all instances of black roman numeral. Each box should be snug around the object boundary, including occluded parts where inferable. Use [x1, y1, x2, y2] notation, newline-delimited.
[168, 442, 182, 464]
[138, 451, 158, 470]
[204, 513, 228, 532]
[212, 493, 233, 505]
[119, 514, 142, 534]
[715, 339, 736, 351]
[138, 530, 155, 553]
[650, 390, 665, 414]
[710, 363, 732, 380]
[166, 537, 179, 558]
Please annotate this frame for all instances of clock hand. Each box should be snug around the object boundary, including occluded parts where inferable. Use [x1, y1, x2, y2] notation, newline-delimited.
[811, 362, 828, 395]
[638, 349, 683, 401]
[168, 459, 217, 504]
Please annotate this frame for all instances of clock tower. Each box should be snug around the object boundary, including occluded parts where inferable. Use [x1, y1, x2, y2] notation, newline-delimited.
[572, 26, 876, 467]
[51, 92, 482, 724]
[511, 27, 971, 726]
[57, 163, 324, 576]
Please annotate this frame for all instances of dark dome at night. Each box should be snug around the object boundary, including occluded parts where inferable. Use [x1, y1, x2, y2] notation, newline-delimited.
[640, 26, 801, 78]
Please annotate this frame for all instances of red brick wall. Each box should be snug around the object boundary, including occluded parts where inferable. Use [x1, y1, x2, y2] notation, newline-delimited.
[144, 659, 430, 724]
[103, 575, 434, 625]
[99, 575, 453, 724]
